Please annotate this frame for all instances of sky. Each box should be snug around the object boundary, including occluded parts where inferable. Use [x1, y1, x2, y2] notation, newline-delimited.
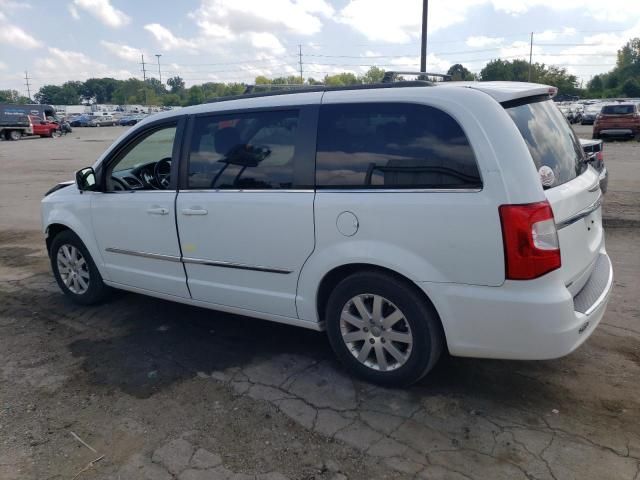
[1, 0, 639, 96]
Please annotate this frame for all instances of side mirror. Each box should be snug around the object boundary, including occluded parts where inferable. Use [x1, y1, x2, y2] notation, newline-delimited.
[76, 167, 97, 192]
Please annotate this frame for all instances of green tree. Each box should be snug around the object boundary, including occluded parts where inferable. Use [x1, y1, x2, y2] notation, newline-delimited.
[166, 76, 185, 93]
[588, 75, 604, 94]
[82, 78, 120, 103]
[361, 66, 385, 84]
[446, 64, 475, 81]
[621, 78, 640, 97]
[0, 89, 31, 103]
[323, 72, 359, 86]
[185, 85, 204, 106]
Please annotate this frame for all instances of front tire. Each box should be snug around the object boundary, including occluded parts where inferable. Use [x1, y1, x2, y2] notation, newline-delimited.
[325, 271, 443, 387]
[9, 130, 21, 141]
[50, 230, 110, 305]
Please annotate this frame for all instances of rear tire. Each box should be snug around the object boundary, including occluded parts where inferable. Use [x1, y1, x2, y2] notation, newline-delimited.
[50, 230, 110, 305]
[325, 271, 443, 387]
[9, 130, 21, 141]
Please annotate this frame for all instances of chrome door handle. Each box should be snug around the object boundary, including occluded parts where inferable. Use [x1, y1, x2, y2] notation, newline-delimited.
[147, 207, 169, 215]
[181, 208, 208, 216]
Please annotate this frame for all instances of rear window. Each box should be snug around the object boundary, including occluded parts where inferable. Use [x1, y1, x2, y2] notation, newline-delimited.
[506, 99, 586, 188]
[602, 104, 635, 115]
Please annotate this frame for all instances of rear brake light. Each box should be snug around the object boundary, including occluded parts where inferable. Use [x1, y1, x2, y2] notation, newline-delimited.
[499, 201, 561, 280]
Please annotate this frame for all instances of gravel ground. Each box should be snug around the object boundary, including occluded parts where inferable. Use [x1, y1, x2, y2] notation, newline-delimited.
[0, 124, 638, 480]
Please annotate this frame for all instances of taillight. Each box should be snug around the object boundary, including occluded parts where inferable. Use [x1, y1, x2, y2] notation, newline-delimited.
[499, 201, 561, 280]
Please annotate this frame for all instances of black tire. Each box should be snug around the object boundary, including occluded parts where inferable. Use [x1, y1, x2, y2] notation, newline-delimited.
[325, 271, 443, 387]
[50, 230, 110, 305]
[9, 130, 21, 141]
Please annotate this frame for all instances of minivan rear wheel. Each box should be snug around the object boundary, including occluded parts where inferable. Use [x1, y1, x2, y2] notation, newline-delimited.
[325, 271, 443, 387]
[50, 230, 110, 305]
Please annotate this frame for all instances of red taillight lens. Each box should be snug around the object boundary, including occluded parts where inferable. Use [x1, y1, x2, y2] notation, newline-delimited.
[499, 201, 561, 280]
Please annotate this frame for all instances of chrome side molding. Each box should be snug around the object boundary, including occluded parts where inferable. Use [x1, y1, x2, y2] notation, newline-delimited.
[105, 248, 291, 274]
[182, 257, 292, 274]
[105, 248, 181, 262]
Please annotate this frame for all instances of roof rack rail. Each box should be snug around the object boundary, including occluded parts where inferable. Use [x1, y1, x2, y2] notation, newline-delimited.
[206, 80, 433, 104]
[243, 83, 323, 94]
[382, 71, 451, 83]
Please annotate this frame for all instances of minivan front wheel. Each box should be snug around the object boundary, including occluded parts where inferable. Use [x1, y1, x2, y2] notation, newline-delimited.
[326, 271, 443, 387]
[50, 230, 110, 305]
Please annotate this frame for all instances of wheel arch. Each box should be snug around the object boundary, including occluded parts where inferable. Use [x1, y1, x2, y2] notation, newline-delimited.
[45, 223, 72, 254]
[315, 263, 447, 348]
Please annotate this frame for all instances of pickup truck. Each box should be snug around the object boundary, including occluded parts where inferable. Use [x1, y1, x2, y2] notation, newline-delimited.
[0, 114, 33, 140]
[28, 115, 60, 138]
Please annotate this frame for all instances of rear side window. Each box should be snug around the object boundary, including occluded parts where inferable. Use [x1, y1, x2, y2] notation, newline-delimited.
[315, 103, 481, 189]
[506, 99, 586, 188]
[602, 104, 635, 115]
[187, 110, 299, 189]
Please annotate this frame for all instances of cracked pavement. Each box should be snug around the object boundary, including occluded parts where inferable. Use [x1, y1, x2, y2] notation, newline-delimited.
[1, 126, 639, 479]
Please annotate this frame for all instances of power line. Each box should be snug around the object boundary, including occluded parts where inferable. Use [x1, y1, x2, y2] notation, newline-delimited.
[155, 54, 162, 83]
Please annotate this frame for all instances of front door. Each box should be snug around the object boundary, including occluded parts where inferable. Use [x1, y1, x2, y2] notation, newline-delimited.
[91, 120, 189, 298]
[176, 107, 318, 318]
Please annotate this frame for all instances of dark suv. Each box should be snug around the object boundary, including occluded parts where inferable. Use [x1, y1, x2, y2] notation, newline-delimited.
[593, 103, 640, 140]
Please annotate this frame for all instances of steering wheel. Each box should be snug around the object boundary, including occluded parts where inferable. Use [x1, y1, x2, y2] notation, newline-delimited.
[154, 157, 172, 189]
[111, 176, 130, 191]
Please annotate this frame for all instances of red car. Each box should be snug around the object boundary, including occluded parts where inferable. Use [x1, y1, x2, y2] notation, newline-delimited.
[28, 115, 59, 138]
[593, 103, 640, 140]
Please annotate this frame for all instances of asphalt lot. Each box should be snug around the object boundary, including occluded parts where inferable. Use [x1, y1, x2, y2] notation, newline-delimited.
[0, 124, 639, 480]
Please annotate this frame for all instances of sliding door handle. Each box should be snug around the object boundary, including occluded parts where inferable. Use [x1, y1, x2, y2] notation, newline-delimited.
[181, 208, 208, 216]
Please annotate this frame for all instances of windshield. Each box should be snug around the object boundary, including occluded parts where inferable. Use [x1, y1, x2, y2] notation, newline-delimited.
[602, 105, 634, 115]
[506, 98, 586, 189]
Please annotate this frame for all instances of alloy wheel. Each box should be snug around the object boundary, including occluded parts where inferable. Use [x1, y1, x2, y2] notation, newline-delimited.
[56, 244, 90, 294]
[339, 294, 413, 371]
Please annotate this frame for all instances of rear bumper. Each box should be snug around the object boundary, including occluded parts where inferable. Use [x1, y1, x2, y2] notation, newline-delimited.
[420, 251, 613, 360]
[596, 128, 636, 138]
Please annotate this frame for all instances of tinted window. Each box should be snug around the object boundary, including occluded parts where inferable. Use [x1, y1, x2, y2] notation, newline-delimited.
[188, 110, 299, 189]
[602, 104, 635, 115]
[507, 99, 586, 188]
[315, 103, 481, 189]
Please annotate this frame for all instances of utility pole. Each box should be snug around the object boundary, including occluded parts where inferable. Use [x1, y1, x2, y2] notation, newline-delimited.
[528, 32, 533, 82]
[420, 0, 429, 73]
[155, 54, 162, 83]
[24, 70, 32, 101]
[141, 53, 147, 81]
[298, 44, 303, 83]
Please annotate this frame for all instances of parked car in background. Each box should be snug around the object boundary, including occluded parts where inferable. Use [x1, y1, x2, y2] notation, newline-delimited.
[43, 80, 612, 386]
[579, 138, 608, 193]
[118, 114, 147, 126]
[581, 105, 603, 125]
[88, 115, 116, 127]
[28, 115, 60, 138]
[569, 105, 583, 124]
[70, 115, 92, 127]
[593, 103, 640, 140]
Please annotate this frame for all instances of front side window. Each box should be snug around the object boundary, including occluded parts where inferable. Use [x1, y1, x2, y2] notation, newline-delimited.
[315, 103, 481, 189]
[107, 125, 177, 191]
[187, 110, 299, 189]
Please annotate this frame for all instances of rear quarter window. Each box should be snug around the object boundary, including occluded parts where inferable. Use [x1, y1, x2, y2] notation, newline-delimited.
[315, 103, 481, 189]
[506, 99, 586, 188]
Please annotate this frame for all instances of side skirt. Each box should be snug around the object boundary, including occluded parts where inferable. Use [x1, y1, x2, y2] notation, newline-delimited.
[103, 280, 326, 332]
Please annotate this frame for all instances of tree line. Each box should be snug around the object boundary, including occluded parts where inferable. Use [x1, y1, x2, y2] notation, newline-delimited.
[1, 38, 638, 106]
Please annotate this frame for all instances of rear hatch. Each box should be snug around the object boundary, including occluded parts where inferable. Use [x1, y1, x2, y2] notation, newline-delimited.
[598, 104, 637, 128]
[505, 97, 603, 295]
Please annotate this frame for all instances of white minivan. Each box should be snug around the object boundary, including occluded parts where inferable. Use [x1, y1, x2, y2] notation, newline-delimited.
[42, 80, 613, 386]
